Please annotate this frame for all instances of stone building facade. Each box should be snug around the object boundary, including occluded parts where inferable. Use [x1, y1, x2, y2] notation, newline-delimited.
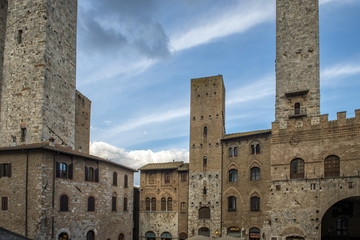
[139, 0, 360, 239]
[0, 0, 137, 240]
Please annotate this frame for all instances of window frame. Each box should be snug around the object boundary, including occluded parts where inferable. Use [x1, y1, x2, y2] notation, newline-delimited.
[60, 195, 69, 212]
[228, 196, 236, 212]
[229, 169, 238, 182]
[1, 197, 8, 211]
[250, 196, 260, 212]
[250, 167, 260, 181]
[324, 155, 340, 177]
[290, 158, 305, 179]
[88, 196, 95, 212]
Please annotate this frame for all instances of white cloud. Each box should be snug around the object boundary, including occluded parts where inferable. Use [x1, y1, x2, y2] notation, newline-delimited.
[321, 63, 360, 86]
[170, 1, 274, 51]
[320, 0, 355, 5]
[90, 141, 189, 170]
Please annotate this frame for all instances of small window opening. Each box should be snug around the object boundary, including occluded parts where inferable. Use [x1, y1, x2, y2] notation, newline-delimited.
[294, 102, 301, 115]
[204, 126, 207, 137]
[17, 30, 23, 44]
[20, 128, 26, 142]
[203, 187, 207, 195]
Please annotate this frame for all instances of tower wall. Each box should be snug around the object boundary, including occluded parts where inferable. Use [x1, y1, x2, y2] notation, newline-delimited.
[0, 0, 77, 148]
[188, 75, 225, 237]
[0, 0, 8, 123]
[275, 0, 320, 126]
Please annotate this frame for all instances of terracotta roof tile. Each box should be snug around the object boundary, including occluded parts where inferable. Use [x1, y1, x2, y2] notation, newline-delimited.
[138, 161, 185, 171]
[222, 129, 271, 140]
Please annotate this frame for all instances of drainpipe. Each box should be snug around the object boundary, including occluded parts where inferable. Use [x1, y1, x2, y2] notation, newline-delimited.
[52, 155, 56, 238]
[25, 151, 29, 237]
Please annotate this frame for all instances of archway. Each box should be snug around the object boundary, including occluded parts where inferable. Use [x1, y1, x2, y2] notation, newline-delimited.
[321, 196, 360, 240]
[58, 232, 69, 240]
[199, 227, 210, 237]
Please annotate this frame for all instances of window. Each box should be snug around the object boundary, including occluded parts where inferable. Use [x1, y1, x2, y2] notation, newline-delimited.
[229, 148, 233, 157]
[17, 29, 23, 44]
[149, 174, 155, 184]
[336, 217, 348, 237]
[1, 197, 8, 211]
[181, 202, 187, 213]
[164, 173, 170, 184]
[145, 232, 156, 240]
[124, 175, 128, 188]
[21, 128, 26, 142]
[250, 167, 260, 180]
[112, 194, 117, 211]
[199, 207, 210, 219]
[203, 187, 207, 195]
[181, 172, 187, 182]
[146, 197, 151, 211]
[203, 156, 207, 171]
[86, 230, 95, 240]
[251, 143, 260, 155]
[229, 169, 238, 182]
[234, 147, 238, 157]
[123, 197, 128, 211]
[204, 126, 207, 137]
[294, 102, 301, 115]
[324, 155, 340, 177]
[58, 232, 69, 240]
[251, 197, 260, 211]
[60, 195, 68, 212]
[85, 166, 99, 182]
[290, 158, 304, 179]
[0, 163, 12, 178]
[151, 197, 156, 211]
[113, 172, 118, 186]
[228, 196, 236, 212]
[167, 197, 172, 211]
[249, 228, 260, 240]
[56, 162, 72, 180]
[118, 233, 124, 240]
[161, 197, 166, 211]
[161, 232, 172, 240]
[88, 196, 95, 212]
[60, 163, 67, 178]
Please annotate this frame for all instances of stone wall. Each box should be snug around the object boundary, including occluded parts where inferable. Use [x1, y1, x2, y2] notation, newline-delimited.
[275, 0, 320, 124]
[0, 147, 135, 240]
[0, 0, 8, 120]
[75, 90, 91, 154]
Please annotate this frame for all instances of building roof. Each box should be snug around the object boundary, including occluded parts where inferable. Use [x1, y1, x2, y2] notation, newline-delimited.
[138, 161, 187, 171]
[222, 129, 271, 141]
[0, 143, 137, 172]
[177, 163, 189, 171]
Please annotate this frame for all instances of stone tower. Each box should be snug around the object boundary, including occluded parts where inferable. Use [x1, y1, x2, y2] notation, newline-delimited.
[188, 75, 225, 237]
[0, 0, 90, 150]
[275, 0, 320, 127]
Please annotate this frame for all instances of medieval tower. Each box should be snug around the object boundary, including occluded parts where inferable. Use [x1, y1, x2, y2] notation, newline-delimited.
[0, 0, 89, 152]
[188, 75, 225, 237]
[275, 0, 320, 127]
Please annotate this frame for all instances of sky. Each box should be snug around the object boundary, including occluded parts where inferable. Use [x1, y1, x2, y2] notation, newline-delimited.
[75, 0, 360, 185]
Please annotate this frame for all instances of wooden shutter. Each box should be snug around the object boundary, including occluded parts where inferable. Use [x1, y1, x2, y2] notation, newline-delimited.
[85, 166, 88, 181]
[56, 162, 60, 178]
[7, 164, 11, 177]
[68, 164, 73, 180]
[95, 168, 99, 182]
[0, 164, 3, 178]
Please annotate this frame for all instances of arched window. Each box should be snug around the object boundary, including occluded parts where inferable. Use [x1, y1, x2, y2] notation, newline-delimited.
[145, 231, 156, 240]
[60, 195, 68, 212]
[86, 230, 95, 240]
[336, 217, 348, 237]
[167, 197, 172, 211]
[88, 196, 95, 212]
[161, 232, 172, 240]
[112, 193, 117, 211]
[229, 148, 233, 157]
[164, 173, 170, 184]
[85, 166, 98, 182]
[249, 228, 260, 240]
[89, 167, 94, 181]
[251, 143, 260, 155]
[227, 227, 241, 237]
[58, 232, 69, 240]
[324, 155, 340, 177]
[229, 169, 238, 182]
[149, 174, 155, 184]
[290, 158, 304, 179]
[146, 197, 151, 211]
[250, 167, 260, 180]
[234, 147, 238, 157]
[204, 126, 207, 137]
[123, 197, 128, 211]
[151, 197, 156, 211]
[198, 227, 210, 237]
[294, 102, 301, 115]
[161, 197, 166, 211]
[203, 156, 207, 171]
[113, 172, 117, 186]
[124, 175, 128, 188]
[59, 163, 67, 178]
[251, 197, 260, 211]
[118, 233, 124, 240]
[199, 207, 210, 219]
[228, 196, 236, 212]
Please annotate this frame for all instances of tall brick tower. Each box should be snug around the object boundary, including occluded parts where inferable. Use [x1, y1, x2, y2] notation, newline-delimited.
[188, 75, 225, 237]
[275, 0, 320, 127]
[0, 0, 79, 148]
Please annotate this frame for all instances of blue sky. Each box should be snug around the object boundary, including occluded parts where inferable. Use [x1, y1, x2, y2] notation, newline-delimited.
[75, 0, 360, 183]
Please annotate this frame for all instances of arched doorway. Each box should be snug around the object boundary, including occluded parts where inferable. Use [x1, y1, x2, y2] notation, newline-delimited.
[199, 227, 210, 236]
[227, 226, 241, 237]
[321, 196, 360, 240]
[249, 228, 260, 240]
[58, 232, 69, 240]
[86, 230, 95, 240]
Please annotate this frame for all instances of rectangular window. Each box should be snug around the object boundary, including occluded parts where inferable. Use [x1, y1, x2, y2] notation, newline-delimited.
[20, 128, 26, 142]
[181, 202, 187, 213]
[310, 183, 316, 190]
[0, 163, 12, 178]
[112, 196, 117, 211]
[123, 198, 128, 211]
[1, 197, 8, 211]
[181, 172, 187, 182]
[164, 173, 170, 184]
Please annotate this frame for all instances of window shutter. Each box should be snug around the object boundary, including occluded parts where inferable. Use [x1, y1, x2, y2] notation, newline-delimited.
[95, 168, 99, 182]
[85, 166, 88, 181]
[7, 164, 11, 177]
[0, 164, 3, 178]
[68, 164, 73, 180]
[56, 162, 60, 178]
